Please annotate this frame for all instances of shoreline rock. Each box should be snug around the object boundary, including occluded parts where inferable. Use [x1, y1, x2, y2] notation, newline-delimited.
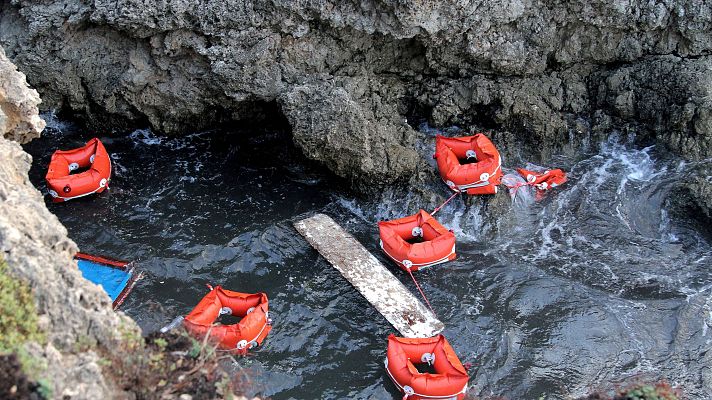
[1, 47, 128, 398]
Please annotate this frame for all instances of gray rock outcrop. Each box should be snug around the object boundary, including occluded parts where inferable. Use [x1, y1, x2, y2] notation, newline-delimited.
[0, 47, 136, 399]
[593, 56, 712, 159]
[1, 0, 711, 188]
[280, 77, 420, 186]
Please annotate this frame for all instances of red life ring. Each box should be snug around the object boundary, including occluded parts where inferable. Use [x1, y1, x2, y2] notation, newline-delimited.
[378, 210, 456, 272]
[434, 134, 502, 195]
[183, 286, 272, 354]
[385, 334, 469, 399]
[45, 138, 111, 202]
[516, 168, 567, 190]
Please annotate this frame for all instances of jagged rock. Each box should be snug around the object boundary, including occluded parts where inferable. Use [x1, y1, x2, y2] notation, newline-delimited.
[0, 47, 45, 143]
[668, 163, 712, 227]
[1, 0, 712, 187]
[0, 137, 132, 349]
[593, 56, 712, 159]
[0, 47, 139, 399]
[0, 137, 134, 398]
[281, 77, 420, 188]
[415, 68, 591, 153]
[23, 342, 110, 399]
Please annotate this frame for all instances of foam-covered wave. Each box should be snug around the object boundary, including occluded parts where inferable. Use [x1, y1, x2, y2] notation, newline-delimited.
[495, 136, 711, 298]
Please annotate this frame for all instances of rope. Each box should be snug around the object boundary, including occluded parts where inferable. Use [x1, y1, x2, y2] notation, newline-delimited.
[407, 268, 437, 317]
[508, 181, 527, 197]
[430, 191, 460, 216]
[503, 181, 534, 198]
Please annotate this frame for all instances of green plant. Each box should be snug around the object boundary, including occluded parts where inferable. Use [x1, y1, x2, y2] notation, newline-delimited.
[118, 320, 143, 350]
[617, 382, 680, 400]
[36, 378, 53, 399]
[0, 260, 51, 397]
[188, 337, 202, 359]
[0, 260, 46, 354]
[13, 346, 46, 379]
[153, 337, 168, 351]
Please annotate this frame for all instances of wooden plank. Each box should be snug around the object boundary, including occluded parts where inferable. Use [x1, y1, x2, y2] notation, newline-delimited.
[294, 213, 444, 338]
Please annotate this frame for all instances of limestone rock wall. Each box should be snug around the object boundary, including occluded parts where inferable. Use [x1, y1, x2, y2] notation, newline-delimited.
[0, 47, 45, 143]
[0, 46, 135, 399]
[1, 0, 711, 187]
[593, 56, 712, 159]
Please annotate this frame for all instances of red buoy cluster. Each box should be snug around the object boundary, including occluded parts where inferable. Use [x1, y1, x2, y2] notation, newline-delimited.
[378, 132, 567, 399]
[43, 131, 567, 396]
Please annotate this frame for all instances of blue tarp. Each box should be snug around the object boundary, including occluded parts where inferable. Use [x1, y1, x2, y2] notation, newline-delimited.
[77, 259, 132, 302]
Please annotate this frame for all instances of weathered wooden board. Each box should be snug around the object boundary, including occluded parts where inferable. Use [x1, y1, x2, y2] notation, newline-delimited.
[294, 213, 444, 338]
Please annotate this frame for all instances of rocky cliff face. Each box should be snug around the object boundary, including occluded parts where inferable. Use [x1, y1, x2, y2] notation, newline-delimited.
[1, 0, 711, 187]
[0, 47, 45, 143]
[0, 46, 137, 399]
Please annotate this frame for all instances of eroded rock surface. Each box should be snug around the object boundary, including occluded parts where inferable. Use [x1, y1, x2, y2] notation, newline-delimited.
[1, 0, 712, 188]
[281, 77, 420, 186]
[593, 56, 712, 159]
[0, 47, 45, 143]
[0, 47, 137, 399]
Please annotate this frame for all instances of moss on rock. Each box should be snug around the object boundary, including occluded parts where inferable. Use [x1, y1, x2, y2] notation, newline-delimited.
[0, 259, 45, 357]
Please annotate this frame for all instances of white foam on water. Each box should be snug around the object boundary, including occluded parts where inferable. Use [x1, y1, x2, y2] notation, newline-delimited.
[40, 110, 71, 133]
[501, 172, 535, 207]
[483, 135, 712, 299]
[436, 204, 485, 242]
[109, 152, 129, 176]
[129, 128, 162, 146]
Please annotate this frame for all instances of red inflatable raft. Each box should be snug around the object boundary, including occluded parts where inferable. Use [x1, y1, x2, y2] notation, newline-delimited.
[385, 334, 469, 399]
[45, 138, 111, 202]
[434, 134, 502, 195]
[517, 168, 567, 190]
[379, 210, 456, 272]
[183, 286, 272, 354]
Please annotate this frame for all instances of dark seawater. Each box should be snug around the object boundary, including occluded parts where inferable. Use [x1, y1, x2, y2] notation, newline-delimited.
[24, 116, 712, 399]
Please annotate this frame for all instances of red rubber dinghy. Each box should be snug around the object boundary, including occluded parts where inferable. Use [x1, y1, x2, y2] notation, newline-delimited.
[434, 134, 502, 195]
[45, 138, 111, 202]
[385, 334, 469, 399]
[183, 286, 272, 354]
[517, 168, 567, 190]
[379, 210, 456, 272]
